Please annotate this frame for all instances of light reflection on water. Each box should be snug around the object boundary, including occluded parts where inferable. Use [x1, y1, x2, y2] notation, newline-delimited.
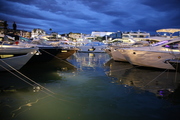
[0, 52, 180, 120]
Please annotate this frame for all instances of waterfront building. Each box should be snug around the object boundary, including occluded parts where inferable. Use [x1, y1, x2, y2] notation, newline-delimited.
[31, 28, 46, 38]
[68, 32, 82, 40]
[91, 31, 115, 37]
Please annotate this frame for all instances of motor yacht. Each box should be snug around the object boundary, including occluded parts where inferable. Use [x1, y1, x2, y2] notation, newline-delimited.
[0, 44, 38, 71]
[120, 37, 180, 69]
[110, 37, 167, 62]
[110, 28, 180, 62]
[78, 41, 107, 53]
[12, 35, 78, 62]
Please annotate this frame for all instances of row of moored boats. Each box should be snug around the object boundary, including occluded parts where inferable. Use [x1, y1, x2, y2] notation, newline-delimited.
[0, 35, 79, 72]
[1, 28, 180, 72]
[105, 29, 180, 71]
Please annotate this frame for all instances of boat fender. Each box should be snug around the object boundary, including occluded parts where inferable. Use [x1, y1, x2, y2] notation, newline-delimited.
[92, 47, 96, 50]
[14, 41, 19, 45]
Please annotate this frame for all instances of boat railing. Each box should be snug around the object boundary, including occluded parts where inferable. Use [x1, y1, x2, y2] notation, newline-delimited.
[0, 41, 12, 47]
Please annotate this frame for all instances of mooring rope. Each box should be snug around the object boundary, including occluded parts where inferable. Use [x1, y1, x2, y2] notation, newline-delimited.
[143, 69, 169, 87]
[0, 59, 55, 95]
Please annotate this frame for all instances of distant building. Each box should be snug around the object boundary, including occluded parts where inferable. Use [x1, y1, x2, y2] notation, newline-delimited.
[51, 32, 61, 38]
[91, 31, 115, 37]
[122, 30, 150, 40]
[0, 20, 8, 34]
[108, 30, 150, 42]
[21, 30, 31, 38]
[68, 32, 82, 39]
[109, 31, 122, 39]
[31, 28, 46, 38]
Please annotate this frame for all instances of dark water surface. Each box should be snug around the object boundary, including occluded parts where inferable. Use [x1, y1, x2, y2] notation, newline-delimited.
[0, 52, 180, 120]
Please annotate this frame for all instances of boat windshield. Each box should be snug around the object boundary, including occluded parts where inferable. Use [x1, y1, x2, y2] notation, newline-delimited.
[151, 40, 172, 46]
[20, 37, 31, 42]
[85, 42, 105, 46]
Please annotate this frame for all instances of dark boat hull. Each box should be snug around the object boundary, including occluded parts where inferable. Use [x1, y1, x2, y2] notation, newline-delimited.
[56, 49, 77, 60]
[28, 47, 77, 63]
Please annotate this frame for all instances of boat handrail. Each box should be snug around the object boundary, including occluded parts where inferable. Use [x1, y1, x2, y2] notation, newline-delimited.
[0, 41, 11, 48]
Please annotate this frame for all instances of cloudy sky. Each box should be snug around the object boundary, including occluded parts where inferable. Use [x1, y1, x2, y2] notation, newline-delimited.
[0, 0, 180, 34]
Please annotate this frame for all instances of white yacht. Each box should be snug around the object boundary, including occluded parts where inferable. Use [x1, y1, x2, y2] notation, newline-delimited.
[120, 37, 180, 69]
[121, 30, 150, 41]
[110, 37, 167, 62]
[0, 44, 38, 71]
[9, 35, 79, 62]
[110, 28, 180, 62]
[78, 41, 107, 53]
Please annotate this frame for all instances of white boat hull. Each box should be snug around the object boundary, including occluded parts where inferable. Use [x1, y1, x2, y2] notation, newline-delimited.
[0, 48, 37, 71]
[121, 49, 179, 69]
[111, 49, 127, 62]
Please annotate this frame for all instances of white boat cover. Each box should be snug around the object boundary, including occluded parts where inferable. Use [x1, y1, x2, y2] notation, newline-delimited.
[156, 29, 180, 33]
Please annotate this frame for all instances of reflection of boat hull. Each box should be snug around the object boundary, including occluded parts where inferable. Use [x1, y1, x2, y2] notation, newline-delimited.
[0, 48, 37, 71]
[105, 59, 179, 97]
[20, 57, 77, 82]
[167, 59, 180, 72]
[104, 59, 133, 78]
[120, 68, 177, 97]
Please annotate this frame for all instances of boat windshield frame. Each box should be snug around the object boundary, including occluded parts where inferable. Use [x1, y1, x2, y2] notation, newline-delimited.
[151, 40, 172, 46]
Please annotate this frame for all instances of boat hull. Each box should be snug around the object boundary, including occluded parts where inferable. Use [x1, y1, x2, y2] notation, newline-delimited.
[121, 49, 179, 70]
[28, 47, 77, 62]
[0, 48, 37, 71]
[111, 49, 127, 62]
[56, 49, 77, 60]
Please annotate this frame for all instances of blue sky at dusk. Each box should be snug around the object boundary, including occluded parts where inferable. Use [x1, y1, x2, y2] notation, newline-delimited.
[0, 0, 180, 34]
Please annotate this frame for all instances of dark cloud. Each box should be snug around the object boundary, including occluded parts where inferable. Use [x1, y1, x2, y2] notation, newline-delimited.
[141, 0, 180, 11]
[79, 0, 110, 9]
[0, 0, 179, 34]
[63, 11, 97, 21]
[111, 18, 124, 27]
[103, 11, 129, 17]
[0, 0, 52, 20]
[78, 0, 116, 15]
[139, 0, 180, 30]
[6, 0, 64, 13]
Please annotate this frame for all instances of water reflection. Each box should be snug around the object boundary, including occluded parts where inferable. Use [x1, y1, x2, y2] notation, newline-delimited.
[0, 58, 77, 91]
[70, 52, 110, 69]
[0, 57, 78, 119]
[21, 57, 77, 82]
[105, 59, 180, 98]
[0, 53, 180, 120]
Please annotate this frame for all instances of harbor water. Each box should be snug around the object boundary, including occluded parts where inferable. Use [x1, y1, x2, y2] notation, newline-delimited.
[0, 52, 180, 120]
